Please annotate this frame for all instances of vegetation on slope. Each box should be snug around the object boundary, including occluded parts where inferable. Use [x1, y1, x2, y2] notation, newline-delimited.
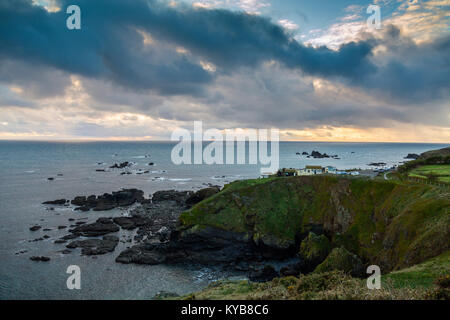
[180, 175, 449, 272]
[180, 252, 449, 300]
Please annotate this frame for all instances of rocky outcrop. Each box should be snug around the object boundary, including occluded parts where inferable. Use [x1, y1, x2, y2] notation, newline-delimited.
[42, 199, 67, 205]
[66, 236, 119, 255]
[404, 153, 420, 160]
[43, 189, 146, 211]
[116, 226, 257, 265]
[314, 247, 364, 277]
[151, 190, 193, 205]
[69, 218, 119, 236]
[177, 176, 450, 273]
[298, 232, 331, 273]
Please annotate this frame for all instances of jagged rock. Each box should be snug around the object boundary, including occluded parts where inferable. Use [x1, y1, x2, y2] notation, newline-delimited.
[66, 235, 119, 255]
[110, 162, 130, 169]
[69, 218, 119, 236]
[112, 216, 151, 230]
[70, 189, 145, 211]
[311, 150, 330, 159]
[71, 196, 87, 206]
[151, 190, 193, 205]
[314, 247, 364, 277]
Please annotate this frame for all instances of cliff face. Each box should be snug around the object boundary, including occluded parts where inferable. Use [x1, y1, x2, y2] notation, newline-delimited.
[180, 176, 449, 272]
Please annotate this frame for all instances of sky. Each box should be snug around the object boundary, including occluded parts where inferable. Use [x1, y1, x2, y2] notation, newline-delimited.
[0, 0, 449, 142]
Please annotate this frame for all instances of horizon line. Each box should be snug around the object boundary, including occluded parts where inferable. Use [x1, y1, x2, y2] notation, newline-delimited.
[0, 139, 448, 144]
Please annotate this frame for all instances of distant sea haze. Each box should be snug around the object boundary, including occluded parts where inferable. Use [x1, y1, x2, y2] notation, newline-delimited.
[0, 141, 447, 299]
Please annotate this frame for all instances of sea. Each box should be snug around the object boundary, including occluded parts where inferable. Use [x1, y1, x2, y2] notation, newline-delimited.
[0, 141, 447, 299]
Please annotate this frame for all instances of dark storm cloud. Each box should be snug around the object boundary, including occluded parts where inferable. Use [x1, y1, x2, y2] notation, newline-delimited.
[0, 0, 448, 107]
[0, 0, 375, 95]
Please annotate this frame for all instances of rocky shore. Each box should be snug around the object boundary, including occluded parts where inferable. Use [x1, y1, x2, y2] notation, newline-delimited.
[36, 168, 449, 287]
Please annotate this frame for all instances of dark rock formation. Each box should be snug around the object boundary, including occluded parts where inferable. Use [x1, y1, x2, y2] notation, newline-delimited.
[368, 162, 387, 166]
[112, 216, 151, 230]
[404, 153, 420, 160]
[67, 189, 145, 211]
[29, 226, 41, 231]
[311, 150, 330, 159]
[69, 218, 119, 237]
[66, 236, 119, 255]
[110, 162, 130, 169]
[42, 199, 67, 205]
[151, 190, 193, 205]
[30, 256, 50, 262]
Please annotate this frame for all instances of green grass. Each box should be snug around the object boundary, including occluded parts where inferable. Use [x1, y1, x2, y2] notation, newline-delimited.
[178, 253, 449, 300]
[384, 251, 450, 288]
[409, 164, 450, 183]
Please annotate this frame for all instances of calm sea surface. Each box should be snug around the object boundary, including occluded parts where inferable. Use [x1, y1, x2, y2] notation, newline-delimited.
[0, 141, 447, 299]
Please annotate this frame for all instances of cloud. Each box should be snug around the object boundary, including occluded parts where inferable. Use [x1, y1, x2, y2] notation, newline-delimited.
[0, 0, 377, 94]
[0, 0, 448, 141]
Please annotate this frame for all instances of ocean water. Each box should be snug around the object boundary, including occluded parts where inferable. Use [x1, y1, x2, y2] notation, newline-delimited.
[0, 141, 447, 299]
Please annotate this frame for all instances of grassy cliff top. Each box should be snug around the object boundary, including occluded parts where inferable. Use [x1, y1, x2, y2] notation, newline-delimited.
[180, 175, 449, 271]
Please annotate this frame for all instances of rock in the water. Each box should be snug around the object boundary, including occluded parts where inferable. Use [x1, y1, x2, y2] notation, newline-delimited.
[314, 247, 364, 277]
[69, 218, 119, 236]
[151, 190, 193, 205]
[110, 162, 130, 169]
[42, 199, 67, 205]
[70, 189, 145, 211]
[66, 235, 119, 255]
[30, 256, 50, 262]
[298, 232, 331, 273]
[112, 216, 150, 230]
[29, 226, 41, 231]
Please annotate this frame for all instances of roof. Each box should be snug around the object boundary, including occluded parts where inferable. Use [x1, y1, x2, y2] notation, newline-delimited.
[306, 166, 323, 169]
